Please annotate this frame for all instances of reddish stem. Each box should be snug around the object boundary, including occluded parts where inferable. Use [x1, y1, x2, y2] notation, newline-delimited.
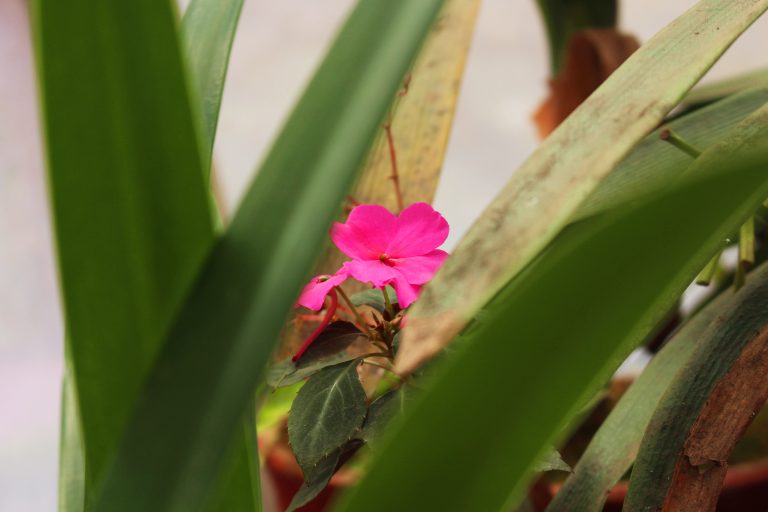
[292, 289, 338, 362]
[384, 123, 405, 212]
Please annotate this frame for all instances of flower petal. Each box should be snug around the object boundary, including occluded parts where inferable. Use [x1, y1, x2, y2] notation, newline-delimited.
[391, 276, 421, 309]
[342, 259, 399, 288]
[331, 204, 397, 260]
[391, 249, 449, 285]
[386, 202, 449, 257]
[296, 271, 348, 311]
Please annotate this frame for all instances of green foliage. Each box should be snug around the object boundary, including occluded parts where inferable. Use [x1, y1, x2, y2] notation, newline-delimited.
[31, 0, 216, 500]
[360, 388, 411, 446]
[182, 0, 244, 172]
[267, 322, 366, 388]
[625, 260, 768, 510]
[286, 447, 344, 512]
[398, 0, 768, 377]
[535, 0, 617, 74]
[545, 287, 731, 511]
[350, 286, 397, 313]
[336, 133, 768, 511]
[288, 360, 367, 471]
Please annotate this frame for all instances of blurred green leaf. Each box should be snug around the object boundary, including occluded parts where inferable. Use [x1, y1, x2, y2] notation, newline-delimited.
[91, 2, 445, 510]
[204, 413, 262, 512]
[336, 108, 768, 512]
[397, 0, 768, 375]
[533, 448, 572, 474]
[683, 67, 768, 109]
[575, 87, 768, 221]
[535, 0, 617, 74]
[59, 369, 85, 512]
[545, 287, 730, 511]
[257, 382, 304, 430]
[350, 286, 396, 312]
[288, 361, 367, 471]
[182, 0, 244, 171]
[31, 0, 215, 503]
[625, 261, 768, 510]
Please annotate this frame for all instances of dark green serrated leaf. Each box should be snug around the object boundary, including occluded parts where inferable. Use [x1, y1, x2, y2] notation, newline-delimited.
[267, 322, 365, 388]
[360, 388, 410, 446]
[299, 322, 364, 363]
[350, 286, 396, 312]
[286, 448, 342, 512]
[288, 361, 367, 472]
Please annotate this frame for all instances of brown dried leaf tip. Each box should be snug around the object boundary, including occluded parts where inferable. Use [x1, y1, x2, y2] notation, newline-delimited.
[534, 29, 640, 138]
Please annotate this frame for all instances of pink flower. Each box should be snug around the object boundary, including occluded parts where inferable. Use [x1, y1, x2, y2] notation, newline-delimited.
[332, 202, 449, 308]
[296, 271, 348, 311]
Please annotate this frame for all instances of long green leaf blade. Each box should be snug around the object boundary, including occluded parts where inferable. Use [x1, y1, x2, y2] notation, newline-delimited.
[181, 2, 261, 509]
[545, 288, 730, 512]
[182, 0, 244, 171]
[92, 2, 445, 511]
[396, 0, 768, 374]
[625, 261, 768, 510]
[336, 109, 768, 512]
[31, 0, 215, 502]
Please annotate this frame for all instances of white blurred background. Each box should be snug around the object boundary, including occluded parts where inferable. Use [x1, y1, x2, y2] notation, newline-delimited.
[1, 0, 765, 508]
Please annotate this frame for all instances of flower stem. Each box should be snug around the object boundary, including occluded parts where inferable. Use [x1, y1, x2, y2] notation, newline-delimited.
[361, 358, 402, 379]
[381, 287, 395, 318]
[336, 286, 374, 338]
[384, 122, 405, 212]
[659, 128, 701, 158]
[292, 289, 338, 362]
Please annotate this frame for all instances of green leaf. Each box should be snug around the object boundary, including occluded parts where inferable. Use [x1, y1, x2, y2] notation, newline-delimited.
[574, 87, 768, 222]
[545, 288, 730, 512]
[257, 382, 304, 430]
[203, 415, 261, 512]
[181, 0, 244, 171]
[532, 448, 572, 474]
[350, 286, 396, 312]
[396, 0, 768, 375]
[624, 261, 768, 510]
[31, 0, 216, 501]
[298, 322, 366, 363]
[92, 2, 444, 510]
[335, 110, 768, 511]
[58, 370, 85, 512]
[683, 67, 768, 108]
[360, 388, 411, 446]
[288, 361, 367, 471]
[267, 322, 366, 388]
[286, 447, 343, 512]
[535, 0, 617, 74]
